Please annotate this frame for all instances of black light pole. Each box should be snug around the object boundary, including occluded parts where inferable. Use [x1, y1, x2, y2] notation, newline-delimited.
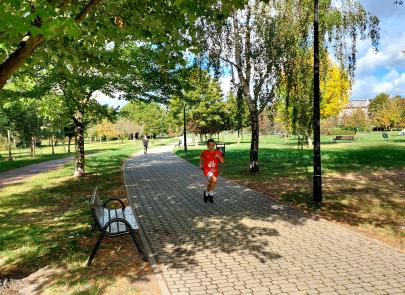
[313, 0, 322, 203]
[183, 102, 187, 152]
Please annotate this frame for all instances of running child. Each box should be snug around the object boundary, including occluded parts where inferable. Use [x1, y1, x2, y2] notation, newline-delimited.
[199, 139, 224, 203]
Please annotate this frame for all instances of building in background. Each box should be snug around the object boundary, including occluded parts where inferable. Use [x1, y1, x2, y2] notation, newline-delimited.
[339, 99, 371, 118]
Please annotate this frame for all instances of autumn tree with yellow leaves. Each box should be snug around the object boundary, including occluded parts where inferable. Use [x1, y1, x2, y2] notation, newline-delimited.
[320, 60, 351, 119]
[278, 52, 351, 145]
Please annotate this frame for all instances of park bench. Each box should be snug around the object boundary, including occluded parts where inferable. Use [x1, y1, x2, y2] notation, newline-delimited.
[332, 135, 355, 143]
[216, 142, 226, 156]
[87, 186, 147, 266]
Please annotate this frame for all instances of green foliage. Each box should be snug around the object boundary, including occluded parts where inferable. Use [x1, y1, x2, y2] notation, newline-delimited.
[167, 69, 232, 136]
[0, 96, 42, 148]
[187, 77, 231, 135]
[121, 101, 168, 137]
[369, 93, 404, 130]
[340, 109, 370, 133]
[369, 93, 390, 117]
[0, 0, 247, 89]
[276, 0, 379, 143]
[226, 90, 250, 132]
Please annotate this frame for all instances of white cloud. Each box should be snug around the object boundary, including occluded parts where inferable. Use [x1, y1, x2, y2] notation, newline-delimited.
[352, 70, 405, 98]
[351, 75, 377, 99]
[350, 1, 405, 100]
[373, 72, 405, 94]
[355, 35, 405, 76]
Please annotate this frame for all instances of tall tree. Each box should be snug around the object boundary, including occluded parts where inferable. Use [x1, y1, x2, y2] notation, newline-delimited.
[196, 0, 379, 171]
[370, 95, 403, 130]
[369, 93, 390, 118]
[121, 101, 168, 137]
[320, 58, 351, 119]
[31, 54, 117, 176]
[39, 94, 71, 154]
[341, 108, 369, 134]
[196, 1, 286, 171]
[0, 0, 245, 89]
[187, 76, 231, 137]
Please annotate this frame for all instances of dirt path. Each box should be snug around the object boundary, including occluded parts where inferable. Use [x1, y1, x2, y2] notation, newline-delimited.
[0, 157, 72, 187]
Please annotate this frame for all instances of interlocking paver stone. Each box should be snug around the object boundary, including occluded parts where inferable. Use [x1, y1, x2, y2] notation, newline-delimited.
[124, 146, 405, 295]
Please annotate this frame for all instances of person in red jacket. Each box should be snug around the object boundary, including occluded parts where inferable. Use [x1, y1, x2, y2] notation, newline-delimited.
[199, 139, 224, 203]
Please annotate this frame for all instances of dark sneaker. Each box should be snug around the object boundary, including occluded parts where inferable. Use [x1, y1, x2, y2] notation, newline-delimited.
[203, 191, 208, 203]
[208, 194, 214, 203]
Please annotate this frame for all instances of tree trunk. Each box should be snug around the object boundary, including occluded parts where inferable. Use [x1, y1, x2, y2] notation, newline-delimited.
[68, 136, 71, 153]
[30, 136, 36, 157]
[51, 136, 55, 155]
[74, 109, 85, 177]
[249, 111, 259, 172]
[237, 130, 241, 144]
[7, 129, 13, 161]
[33, 137, 37, 156]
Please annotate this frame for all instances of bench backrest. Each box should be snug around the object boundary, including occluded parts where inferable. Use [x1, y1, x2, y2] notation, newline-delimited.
[90, 186, 104, 230]
[335, 135, 354, 140]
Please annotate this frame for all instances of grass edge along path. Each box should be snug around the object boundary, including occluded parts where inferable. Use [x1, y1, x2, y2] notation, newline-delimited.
[0, 139, 160, 173]
[0, 139, 174, 295]
[175, 136, 405, 251]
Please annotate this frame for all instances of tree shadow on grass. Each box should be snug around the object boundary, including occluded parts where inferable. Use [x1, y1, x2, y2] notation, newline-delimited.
[0, 153, 157, 294]
[248, 172, 405, 249]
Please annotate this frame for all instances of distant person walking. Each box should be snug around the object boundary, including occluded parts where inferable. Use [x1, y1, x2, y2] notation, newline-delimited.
[200, 139, 224, 203]
[142, 135, 149, 154]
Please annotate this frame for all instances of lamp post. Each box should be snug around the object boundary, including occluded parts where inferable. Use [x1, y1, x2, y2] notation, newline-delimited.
[183, 102, 187, 152]
[313, 0, 322, 203]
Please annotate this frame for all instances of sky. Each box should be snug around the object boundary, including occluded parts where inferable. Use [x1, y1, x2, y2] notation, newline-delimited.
[351, 0, 405, 100]
[97, 1, 405, 108]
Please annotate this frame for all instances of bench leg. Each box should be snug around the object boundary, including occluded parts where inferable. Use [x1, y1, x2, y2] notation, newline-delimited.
[87, 230, 106, 266]
[129, 230, 148, 261]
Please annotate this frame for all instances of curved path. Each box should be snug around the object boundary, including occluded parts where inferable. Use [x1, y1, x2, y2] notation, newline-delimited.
[124, 145, 405, 295]
[0, 156, 72, 187]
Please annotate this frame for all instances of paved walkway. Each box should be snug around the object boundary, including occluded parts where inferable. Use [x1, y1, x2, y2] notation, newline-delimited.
[124, 146, 405, 295]
[0, 156, 72, 187]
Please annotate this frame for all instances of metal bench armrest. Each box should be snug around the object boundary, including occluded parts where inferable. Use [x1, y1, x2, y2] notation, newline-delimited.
[103, 197, 126, 209]
[101, 217, 130, 231]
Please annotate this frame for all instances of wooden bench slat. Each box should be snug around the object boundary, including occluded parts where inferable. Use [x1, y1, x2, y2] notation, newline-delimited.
[332, 135, 355, 142]
[98, 207, 139, 234]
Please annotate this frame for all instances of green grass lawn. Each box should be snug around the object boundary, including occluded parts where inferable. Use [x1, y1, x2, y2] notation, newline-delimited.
[0, 144, 71, 173]
[176, 132, 405, 249]
[0, 138, 174, 294]
[0, 138, 178, 173]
